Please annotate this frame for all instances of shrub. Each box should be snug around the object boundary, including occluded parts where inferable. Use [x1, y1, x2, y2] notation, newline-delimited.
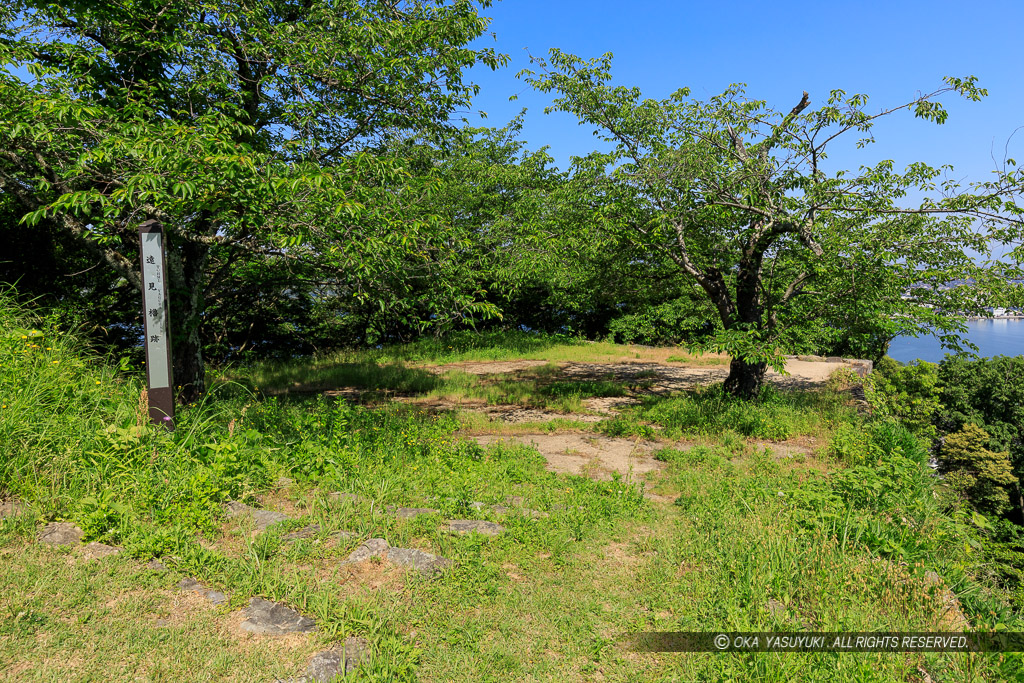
[937, 423, 1018, 516]
[936, 356, 1024, 494]
[865, 357, 940, 446]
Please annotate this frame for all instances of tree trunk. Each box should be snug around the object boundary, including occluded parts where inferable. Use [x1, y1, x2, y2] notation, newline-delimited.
[173, 321, 205, 403]
[167, 236, 210, 403]
[723, 357, 767, 399]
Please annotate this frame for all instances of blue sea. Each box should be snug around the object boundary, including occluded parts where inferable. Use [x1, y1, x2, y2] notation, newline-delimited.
[887, 318, 1024, 364]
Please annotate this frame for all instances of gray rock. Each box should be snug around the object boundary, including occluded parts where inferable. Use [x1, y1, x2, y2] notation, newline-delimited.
[825, 356, 844, 363]
[386, 547, 452, 576]
[346, 538, 389, 562]
[766, 598, 787, 620]
[82, 542, 121, 560]
[306, 651, 342, 682]
[392, 507, 439, 519]
[146, 559, 167, 571]
[38, 522, 83, 547]
[225, 501, 291, 530]
[307, 637, 371, 680]
[329, 529, 358, 541]
[178, 577, 227, 605]
[446, 519, 505, 536]
[240, 597, 316, 635]
[849, 359, 874, 377]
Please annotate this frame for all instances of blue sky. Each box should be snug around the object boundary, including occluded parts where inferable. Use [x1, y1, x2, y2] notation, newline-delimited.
[463, 0, 1024, 186]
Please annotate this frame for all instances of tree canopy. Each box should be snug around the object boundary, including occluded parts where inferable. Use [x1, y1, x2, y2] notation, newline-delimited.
[521, 49, 1024, 396]
[0, 0, 506, 398]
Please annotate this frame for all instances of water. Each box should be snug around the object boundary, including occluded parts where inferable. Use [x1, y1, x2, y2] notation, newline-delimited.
[887, 318, 1024, 364]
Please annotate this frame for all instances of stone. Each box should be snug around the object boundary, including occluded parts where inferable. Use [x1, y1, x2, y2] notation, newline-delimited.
[825, 356, 844, 363]
[386, 547, 452, 576]
[146, 559, 167, 571]
[346, 538, 389, 562]
[282, 524, 321, 541]
[82, 542, 121, 560]
[306, 637, 371, 680]
[225, 501, 291, 531]
[0, 499, 22, 519]
[178, 577, 227, 606]
[505, 495, 525, 507]
[38, 522, 83, 547]
[766, 598, 787, 620]
[240, 597, 316, 635]
[849, 359, 874, 377]
[392, 507, 439, 519]
[329, 529, 358, 541]
[446, 519, 505, 536]
[275, 477, 295, 488]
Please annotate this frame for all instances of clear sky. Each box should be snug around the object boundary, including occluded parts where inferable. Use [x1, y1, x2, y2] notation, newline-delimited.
[462, 0, 1024, 188]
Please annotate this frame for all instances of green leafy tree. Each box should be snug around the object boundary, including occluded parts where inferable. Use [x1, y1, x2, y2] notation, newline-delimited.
[936, 355, 1024, 515]
[866, 357, 941, 446]
[938, 423, 1018, 516]
[0, 0, 506, 399]
[521, 50, 1024, 398]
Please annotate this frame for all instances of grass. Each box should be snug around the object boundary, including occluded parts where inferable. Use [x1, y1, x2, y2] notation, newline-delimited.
[599, 383, 859, 443]
[3, 293, 1023, 681]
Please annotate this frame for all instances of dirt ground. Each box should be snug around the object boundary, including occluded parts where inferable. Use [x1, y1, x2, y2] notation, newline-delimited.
[472, 433, 665, 482]
[430, 357, 865, 393]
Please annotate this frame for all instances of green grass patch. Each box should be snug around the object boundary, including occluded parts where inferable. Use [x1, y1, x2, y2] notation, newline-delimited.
[4, 294, 1023, 681]
[600, 383, 859, 442]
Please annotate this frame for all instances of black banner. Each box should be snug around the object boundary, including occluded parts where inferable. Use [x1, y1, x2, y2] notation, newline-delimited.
[625, 632, 1024, 652]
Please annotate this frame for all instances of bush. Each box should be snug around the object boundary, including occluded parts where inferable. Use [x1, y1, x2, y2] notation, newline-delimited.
[936, 356, 1024, 495]
[937, 423, 1017, 516]
[866, 357, 940, 446]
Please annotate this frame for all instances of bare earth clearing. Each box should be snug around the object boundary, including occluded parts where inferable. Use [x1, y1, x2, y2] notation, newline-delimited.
[423, 356, 853, 482]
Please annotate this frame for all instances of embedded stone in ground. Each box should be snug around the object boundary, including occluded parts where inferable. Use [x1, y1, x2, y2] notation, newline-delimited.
[0, 499, 22, 519]
[178, 577, 228, 606]
[346, 538, 389, 562]
[392, 507, 439, 519]
[146, 559, 167, 571]
[225, 501, 291, 530]
[82, 542, 121, 560]
[38, 521, 83, 547]
[240, 597, 316, 635]
[446, 519, 505, 536]
[306, 637, 371, 680]
[330, 529, 358, 541]
[386, 547, 453, 576]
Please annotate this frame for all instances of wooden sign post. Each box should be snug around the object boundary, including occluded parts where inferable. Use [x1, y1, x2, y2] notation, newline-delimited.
[139, 219, 175, 431]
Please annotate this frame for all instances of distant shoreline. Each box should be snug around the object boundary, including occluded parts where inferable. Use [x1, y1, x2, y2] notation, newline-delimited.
[965, 315, 1024, 321]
